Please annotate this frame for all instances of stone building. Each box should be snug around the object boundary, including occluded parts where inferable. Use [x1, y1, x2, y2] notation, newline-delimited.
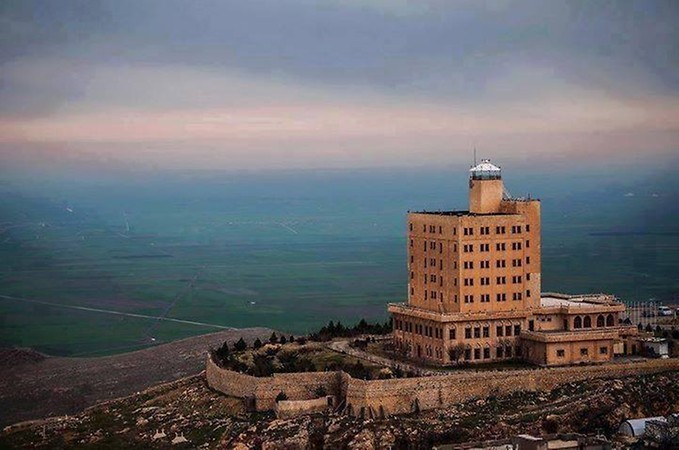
[389, 160, 637, 366]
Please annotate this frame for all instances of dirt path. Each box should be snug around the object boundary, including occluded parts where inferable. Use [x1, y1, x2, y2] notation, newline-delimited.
[0, 327, 274, 427]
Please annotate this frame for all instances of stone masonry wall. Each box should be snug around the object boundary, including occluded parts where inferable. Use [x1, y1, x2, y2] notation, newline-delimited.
[206, 355, 679, 416]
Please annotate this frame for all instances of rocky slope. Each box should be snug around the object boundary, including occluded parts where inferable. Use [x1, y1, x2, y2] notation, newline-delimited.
[2, 369, 677, 449]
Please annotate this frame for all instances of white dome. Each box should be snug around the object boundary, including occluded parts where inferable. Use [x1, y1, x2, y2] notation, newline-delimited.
[470, 159, 501, 173]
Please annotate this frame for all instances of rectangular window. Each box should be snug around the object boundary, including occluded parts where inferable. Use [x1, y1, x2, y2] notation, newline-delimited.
[449, 329, 456, 340]
[464, 348, 471, 360]
[497, 346, 504, 358]
[506, 325, 512, 336]
[514, 325, 521, 335]
[557, 349, 565, 357]
[580, 348, 589, 356]
[496, 326, 503, 337]
[526, 225, 530, 232]
[474, 348, 481, 360]
[599, 347, 608, 355]
[506, 346, 513, 358]
[526, 289, 531, 298]
[483, 347, 490, 359]
[465, 328, 471, 339]
[473, 327, 480, 338]
[482, 326, 489, 338]
[526, 256, 530, 265]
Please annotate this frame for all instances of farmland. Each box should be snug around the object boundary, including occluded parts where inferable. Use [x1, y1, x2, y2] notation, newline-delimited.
[0, 166, 677, 356]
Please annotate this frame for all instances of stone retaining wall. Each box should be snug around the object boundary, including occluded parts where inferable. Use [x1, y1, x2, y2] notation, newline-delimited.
[206, 356, 679, 416]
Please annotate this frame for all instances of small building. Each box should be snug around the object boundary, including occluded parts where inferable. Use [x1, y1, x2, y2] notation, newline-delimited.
[618, 416, 667, 437]
[639, 338, 669, 358]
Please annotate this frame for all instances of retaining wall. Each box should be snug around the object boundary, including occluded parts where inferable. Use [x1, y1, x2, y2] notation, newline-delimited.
[206, 356, 679, 416]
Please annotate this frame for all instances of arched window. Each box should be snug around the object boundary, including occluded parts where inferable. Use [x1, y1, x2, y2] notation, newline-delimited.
[574, 316, 582, 329]
[584, 316, 592, 328]
[606, 314, 614, 327]
[596, 315, 605, 328]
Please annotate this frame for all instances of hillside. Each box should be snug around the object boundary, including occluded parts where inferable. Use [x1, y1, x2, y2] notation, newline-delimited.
[0, 328, 274, 427]
[2, 368, 678, 448]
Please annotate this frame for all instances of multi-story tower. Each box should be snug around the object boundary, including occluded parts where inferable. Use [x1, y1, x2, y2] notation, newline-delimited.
[389, 160, 636, 366]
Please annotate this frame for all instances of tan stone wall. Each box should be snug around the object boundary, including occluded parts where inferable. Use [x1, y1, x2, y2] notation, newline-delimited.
[206, 354, 679, 417]
[275, 396, 334, 418]
[205, 356, 342, 411]
[469, 179, 504, 213]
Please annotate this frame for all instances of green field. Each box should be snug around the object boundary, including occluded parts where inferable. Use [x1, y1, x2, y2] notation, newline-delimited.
[1, 167, 677, 356]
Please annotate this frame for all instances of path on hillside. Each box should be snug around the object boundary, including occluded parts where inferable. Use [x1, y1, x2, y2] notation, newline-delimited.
[326, 339, 442, 376]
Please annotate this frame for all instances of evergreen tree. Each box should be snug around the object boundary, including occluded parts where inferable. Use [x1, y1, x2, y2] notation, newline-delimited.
[234, 337, 247, 351]
[253, 338, 263, 349]
[280, 335, 287, 344]
[269, 332, 279, 343]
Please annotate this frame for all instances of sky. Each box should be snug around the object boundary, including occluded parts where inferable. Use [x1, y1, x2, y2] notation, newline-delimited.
[1, 0, 678, 171]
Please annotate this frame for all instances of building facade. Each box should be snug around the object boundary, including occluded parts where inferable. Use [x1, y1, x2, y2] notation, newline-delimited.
[389, 160, 637, 366]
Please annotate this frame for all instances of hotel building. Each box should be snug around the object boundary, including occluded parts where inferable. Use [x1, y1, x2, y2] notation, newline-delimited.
[389, 160, 638, 366]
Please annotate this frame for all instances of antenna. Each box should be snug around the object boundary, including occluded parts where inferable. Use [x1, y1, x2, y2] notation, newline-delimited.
[473, 146, 477, 166]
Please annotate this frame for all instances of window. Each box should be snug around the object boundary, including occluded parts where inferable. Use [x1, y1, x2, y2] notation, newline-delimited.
[505, 325, 512, 336]
[597, 315, 605, 328]
[480, 243, 490, 252]
[410, 287, 414, 295]
[430, 241, 436, 250]
[496, 276, 506, 285]
[438, 226, 442, 234]
[496, 259, 506, 268]
[410, 271, 414, 279]
[463, 227, 474, 236]
[464, 294, 474, 303]
[480, 260, 490, 269]
[449, 328, 456, 340]
[463, 261, 474, 269]
[496, 293, 506, 302]
[465, 328, 471, 339]
[439, 260, 443, 270]
[526, 256, 530, 264]
[483, 347, 490, 359]
[497, 346, 504, 358]
[496, 226, 506, 234]
[526, 289, 531, 298]
[574, 316, 582, 328]
[496, 243, 506, 251]
[584, 316, 592, 328]
[464, 348, 471, 360]
[505, 346, 512, 357]
[463, 244, 474, 252]
[557, 349, 565, 358]
[526, 273, 531, 281]
[481, 294, 490, 302]
[474, 327, 480, 338]
[580, 348, 589, 356]
[496, 326, 503, 337]
[512, 292, 523, 300]
[526, 224, 530, 232]
[481, 277, 490, 286]
[410, 239, 413, 247]
[409, 223, 413, 231]
[526, 240, 530, 248]
[410, 255, 414, 263]
[599, 346, 608, 355]
[606, 314, 614, 326]
[514, 325, 521, 335]
[464, 278, 473, 286]
[482, 326, 489, 338]
[474, 348, 481, 360]
[423, 224, 426, 232]
[439, 242, 443, 253]
[424, 241, 427, 252]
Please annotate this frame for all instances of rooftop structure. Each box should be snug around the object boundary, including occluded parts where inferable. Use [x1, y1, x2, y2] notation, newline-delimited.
[389, 160, 638, 366]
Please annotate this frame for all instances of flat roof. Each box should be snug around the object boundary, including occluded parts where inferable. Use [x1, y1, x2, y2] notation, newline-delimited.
[410, 210, 518, 217]
[540, 293, 618, 308]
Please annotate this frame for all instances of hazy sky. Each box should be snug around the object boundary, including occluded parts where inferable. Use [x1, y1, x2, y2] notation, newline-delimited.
[1, 0, 678, 171]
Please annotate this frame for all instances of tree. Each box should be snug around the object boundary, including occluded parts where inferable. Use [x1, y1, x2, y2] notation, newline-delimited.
[645, 323, 653, 333]
[296, 336, 307, 345]
[289, 335, 295, 343]
[253, 338, 263, 349]
[280, 335, 287, 344]
[638, 323, 644, 331]
[234, 337, 247, 351]
[269, 332, 279, 343]
[447, 343, 466, 365]
[275, 391, 288, 402]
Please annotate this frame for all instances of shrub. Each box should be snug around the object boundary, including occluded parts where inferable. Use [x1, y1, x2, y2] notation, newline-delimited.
[314, 386, 327, 398]
[275, 391, 288, 402]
